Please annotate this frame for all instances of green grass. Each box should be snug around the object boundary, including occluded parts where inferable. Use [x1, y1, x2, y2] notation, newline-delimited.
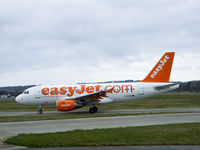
[0, 93, 200, 112]
[99, 93, 200, 110]
[5, 122, 200, 147]
[0, 100, 56, 112]
[0, 93, 199, 123]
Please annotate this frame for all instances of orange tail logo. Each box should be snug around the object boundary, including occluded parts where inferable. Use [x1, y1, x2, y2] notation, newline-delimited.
[141, 52, 175, 83]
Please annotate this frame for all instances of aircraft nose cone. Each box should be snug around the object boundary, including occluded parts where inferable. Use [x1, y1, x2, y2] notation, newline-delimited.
[15, 95, 19, 103]
[15, 95, 23, 103]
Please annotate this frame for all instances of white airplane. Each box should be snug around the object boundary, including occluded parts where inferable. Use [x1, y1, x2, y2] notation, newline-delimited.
[16, 52, 179, 114]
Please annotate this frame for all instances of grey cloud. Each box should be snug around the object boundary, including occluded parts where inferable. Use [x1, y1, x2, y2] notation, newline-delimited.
[0, 0, 200, 85]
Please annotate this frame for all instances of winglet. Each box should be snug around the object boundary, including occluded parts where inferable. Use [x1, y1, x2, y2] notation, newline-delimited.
[141, 52, 175, 83]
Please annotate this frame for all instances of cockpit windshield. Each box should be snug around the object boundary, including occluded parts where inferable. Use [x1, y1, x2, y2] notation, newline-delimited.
[24, 91, 29, 94]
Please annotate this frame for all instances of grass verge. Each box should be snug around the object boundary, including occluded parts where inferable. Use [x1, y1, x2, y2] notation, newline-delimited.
[5, 122, 200, 147]
[0, 93, 200, 112]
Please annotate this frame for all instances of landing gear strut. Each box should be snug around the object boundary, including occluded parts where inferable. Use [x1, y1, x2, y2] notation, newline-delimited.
[89, 106, 98, 113]
[38, 105, 43, 115]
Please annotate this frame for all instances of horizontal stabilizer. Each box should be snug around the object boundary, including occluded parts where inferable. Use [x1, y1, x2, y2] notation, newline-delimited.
[154, 83, 179, 91]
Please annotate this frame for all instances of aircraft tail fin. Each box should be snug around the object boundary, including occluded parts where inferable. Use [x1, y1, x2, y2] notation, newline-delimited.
[141, 52, 175, 83]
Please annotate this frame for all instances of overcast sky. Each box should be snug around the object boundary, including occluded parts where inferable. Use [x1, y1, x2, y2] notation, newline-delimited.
[0, 0, 200, 86]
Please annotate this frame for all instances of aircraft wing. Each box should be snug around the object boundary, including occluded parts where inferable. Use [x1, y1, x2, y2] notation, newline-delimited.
[154, 83, 179, 91]
[65, 87, 114, 102]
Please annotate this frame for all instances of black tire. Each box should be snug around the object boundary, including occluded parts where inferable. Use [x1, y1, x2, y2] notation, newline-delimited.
[94, 106, 98, 112]
[38, 110, 42, 115]
[89, 106, 98, 113]
[89, 107, 95, 113]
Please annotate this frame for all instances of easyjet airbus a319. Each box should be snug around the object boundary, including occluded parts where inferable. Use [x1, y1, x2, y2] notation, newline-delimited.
[16, 52, 179, 114]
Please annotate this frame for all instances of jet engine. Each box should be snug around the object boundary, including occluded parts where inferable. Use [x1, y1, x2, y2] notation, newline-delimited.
[56, 100, 83, 111]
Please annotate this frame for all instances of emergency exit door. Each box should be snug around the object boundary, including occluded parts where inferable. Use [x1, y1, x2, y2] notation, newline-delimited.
[35, 87, 40, 98]
[138, 83, 144, 95]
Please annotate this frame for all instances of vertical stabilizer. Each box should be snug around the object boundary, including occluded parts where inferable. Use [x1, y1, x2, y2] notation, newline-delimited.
[141, 52, 175, 82]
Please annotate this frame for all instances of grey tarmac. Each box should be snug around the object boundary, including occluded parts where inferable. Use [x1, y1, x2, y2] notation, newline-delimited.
[1, 111, 200, 150]
[0, 113, 200, 138]
[1, 107, 200, 116]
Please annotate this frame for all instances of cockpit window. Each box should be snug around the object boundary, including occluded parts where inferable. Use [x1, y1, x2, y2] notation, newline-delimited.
[24, 91, 29, 94]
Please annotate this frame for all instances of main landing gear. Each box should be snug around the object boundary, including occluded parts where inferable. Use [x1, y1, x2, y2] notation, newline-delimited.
[38, 105, 43, 115]
[89, 106, 98, 113]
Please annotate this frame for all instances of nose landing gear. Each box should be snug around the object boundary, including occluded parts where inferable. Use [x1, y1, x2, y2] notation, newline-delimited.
[38, 105, 43, 115]
[89, 106, 98, 113]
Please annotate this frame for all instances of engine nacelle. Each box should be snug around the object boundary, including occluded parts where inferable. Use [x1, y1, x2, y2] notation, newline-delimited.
[56, 100, 77, 112]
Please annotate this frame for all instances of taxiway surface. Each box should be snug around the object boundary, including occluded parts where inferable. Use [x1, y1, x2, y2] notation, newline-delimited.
[1, 112, 200, 150]
[0, 107, 200, 116]
[1, 112, 200, 138]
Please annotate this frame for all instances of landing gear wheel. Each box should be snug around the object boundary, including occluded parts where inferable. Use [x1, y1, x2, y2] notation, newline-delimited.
[94, 106, 98, 112]
[38, 105, 43, 115]
[89, 106, 98, 113]
[38, 109, 42, 115]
